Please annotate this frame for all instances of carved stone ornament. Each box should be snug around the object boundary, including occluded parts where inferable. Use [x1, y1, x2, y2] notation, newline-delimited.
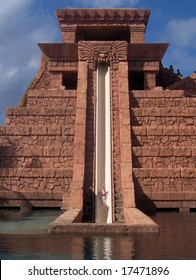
[78, 41, 128, 70]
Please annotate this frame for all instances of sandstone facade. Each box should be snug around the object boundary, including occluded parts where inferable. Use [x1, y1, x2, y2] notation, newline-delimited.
[0, 8, 195, 219]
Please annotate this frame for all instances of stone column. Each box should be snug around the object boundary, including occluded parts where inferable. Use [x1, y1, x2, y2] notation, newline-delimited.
[144, 71, 157, 89]
[61, 25, 77, 43]
[62, 61, 88, 212]
[50, 72, 62, 88]
[118, 62, 136, 213]
[129, 26, 145, 43]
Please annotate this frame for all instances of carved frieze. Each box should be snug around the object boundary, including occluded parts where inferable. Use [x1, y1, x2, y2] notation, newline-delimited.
[57, 9, 150, 26]
[78, 41, 127, 69]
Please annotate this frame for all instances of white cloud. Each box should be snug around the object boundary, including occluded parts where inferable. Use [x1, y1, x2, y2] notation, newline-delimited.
[73, 0, 140, 8]
[27, 56, 40, 71]
[0, 0, 57, 124]
[160, 17, 196, 76]
[167, 18, 196, 48]
[163, 47, 196, 76]
[0, 0, 28, 16]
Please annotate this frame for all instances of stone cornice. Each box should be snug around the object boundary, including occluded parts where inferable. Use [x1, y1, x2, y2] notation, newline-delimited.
[128, 43, 169, 61]
[56, 8, 150, 26]
[38, 43, 78, 61]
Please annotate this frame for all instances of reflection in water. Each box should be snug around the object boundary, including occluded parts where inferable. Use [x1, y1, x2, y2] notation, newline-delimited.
[0, 209, 196, 259]
[93, 237, 113, 260]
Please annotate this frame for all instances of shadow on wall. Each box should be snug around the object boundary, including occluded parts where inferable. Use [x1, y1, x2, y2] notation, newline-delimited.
[133, 174, 157, 213]
[0, 191, 33, 212]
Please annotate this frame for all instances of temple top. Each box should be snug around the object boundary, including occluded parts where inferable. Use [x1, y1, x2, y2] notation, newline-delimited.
[56, 8, 151, 43]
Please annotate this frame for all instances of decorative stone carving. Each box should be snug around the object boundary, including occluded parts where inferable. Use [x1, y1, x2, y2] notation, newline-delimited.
[57, 9, 150, 26]
[78, 41, 127, 69]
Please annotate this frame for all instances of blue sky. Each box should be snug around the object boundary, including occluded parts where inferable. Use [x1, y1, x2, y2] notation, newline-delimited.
[0, 0, 196, 124]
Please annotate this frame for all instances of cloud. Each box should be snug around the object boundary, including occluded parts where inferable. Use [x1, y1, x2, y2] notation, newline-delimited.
[72, 0, 140, 8]
[160, 17, 196, 76]
[0, 0, 28, 16]
[0, 0, 57, 124]
[163, 47, 196, 76]
[167, 18, 196, 48]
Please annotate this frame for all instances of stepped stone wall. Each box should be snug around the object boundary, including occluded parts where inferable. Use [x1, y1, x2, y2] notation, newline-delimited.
[0, 87, 76, 209]
[130, 89, 196, 211]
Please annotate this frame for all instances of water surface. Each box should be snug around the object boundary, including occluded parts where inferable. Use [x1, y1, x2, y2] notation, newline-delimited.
[0, 209, 195, 260]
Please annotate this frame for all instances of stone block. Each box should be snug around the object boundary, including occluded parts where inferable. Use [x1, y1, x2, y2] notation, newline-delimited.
[147, 126, 163, 136]
[72, 163, 85, 182]
[74, 124, 86, 145]
[184, 193, 196, 200]
[73, 144, 85, 164]
[119, 109, 131, 126]
[76, 93, 87, 109]
[150, 192, 170, 200]
[121, 143, 132, 163]
[181, 169, 196, 178]
[122, 188, 135, 208]
[132, 147, 143, 157]
[121, 181, 134, 189]
[143, 147, 160, 157]
[133, 168, 150, 178]
[119, 92, 130, 109]
[159, 147, 173, 157]
[121, 163, 133, 182]
[170, 192, 185, 200]
[75, 109, 86, 125]
[174, 147, 192, 157]
[120, 125, 132, 143]
[192, 147, 196, 156]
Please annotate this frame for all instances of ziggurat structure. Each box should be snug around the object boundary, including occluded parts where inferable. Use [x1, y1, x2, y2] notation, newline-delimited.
[0, 8, 196, 231]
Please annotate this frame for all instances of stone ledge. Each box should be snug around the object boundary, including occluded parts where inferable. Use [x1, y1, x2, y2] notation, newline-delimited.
[0, 191, 64, 200]
[6, 108, 76, 116]
[0, 125, 75, 136]
[48, 208, 159, 234]
[133, 147, 194, 157]
[130, 90, 186, 98]
[133, 168, 196, 178]
[132, 108, 196, 117]
[28, 89, 77, 97]
[132, 126, 196, 136]
[0, 168, 73, 178]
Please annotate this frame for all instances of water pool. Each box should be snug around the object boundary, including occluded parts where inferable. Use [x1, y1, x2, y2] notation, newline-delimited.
[0, 209, 196, 260]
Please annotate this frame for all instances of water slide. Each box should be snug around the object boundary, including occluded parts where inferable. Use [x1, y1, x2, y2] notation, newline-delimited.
[95, 63, 112, 223]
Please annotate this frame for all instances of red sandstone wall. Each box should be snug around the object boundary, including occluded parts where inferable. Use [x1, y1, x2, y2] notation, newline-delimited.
[0, 86, 77, 209]
[130, 90, 196, 211]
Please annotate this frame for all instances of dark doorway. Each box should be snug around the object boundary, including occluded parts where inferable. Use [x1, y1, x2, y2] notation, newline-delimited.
[62, 71, 78, 89]
[129, 71, 144, 90]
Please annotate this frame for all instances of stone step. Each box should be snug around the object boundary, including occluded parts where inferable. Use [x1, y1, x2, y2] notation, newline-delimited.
[133, 168, 196, 211]
[6, 108, 76, 126]
[131, 90, 187, 98]
[28, 89, 77, 97]
[130, 96, 196, 108]
[0, 167, 72, 178]
[132, 147, 196, 168]
[26, 89, 76, 108]
[131, 108, 196, 126]
[132, 126, 196, 147]
[0, 125, 75, 136]
[0, 168, 72, 193]
[27, 100, 76, 108]
[0, 145, 73, 157]
[0, 125, 74, 147]
[133, 168, 196, 192]
[0, 155, 73, 169]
